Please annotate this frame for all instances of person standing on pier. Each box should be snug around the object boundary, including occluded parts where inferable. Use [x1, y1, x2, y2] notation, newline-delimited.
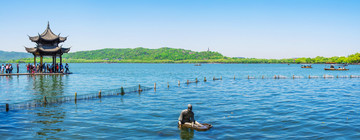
[16, 63, 19, 73]
[56, 64, 59, 73]
[9, 64, 13, 73]
[60, 64, 63, 73]
[5, 64, 9, 73]
[49, 64, 53, 73]
[36, 64, 40, 73]
[65, 63, 69, 73]
[28, 64, 31, 73]
[7, 64, 11, 74]
[1, 64, 4, 74]
[43, 63, 46, 73]
[32, 64, 35, 74]
[9, 64, 14, 73]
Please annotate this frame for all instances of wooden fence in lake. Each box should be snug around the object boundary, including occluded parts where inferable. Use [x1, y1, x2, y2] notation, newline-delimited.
[1, 74, 360, 112]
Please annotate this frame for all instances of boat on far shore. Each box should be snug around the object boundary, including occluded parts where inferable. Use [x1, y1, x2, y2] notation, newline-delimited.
[194, 63, 201, 66]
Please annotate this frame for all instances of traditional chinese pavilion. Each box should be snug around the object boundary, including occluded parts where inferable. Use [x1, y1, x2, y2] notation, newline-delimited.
[25, 22, 70, 72]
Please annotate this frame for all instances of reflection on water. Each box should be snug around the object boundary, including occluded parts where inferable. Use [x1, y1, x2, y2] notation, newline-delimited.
[26, 75, 65, 99]
[33, 106, 66, 138]
[26, 75, 67, 138]
[28, 74, 67, 138]
[179, 127, 194, 140]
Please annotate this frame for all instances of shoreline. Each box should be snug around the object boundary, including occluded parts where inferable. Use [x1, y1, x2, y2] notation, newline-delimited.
[3, 62, 360, 65]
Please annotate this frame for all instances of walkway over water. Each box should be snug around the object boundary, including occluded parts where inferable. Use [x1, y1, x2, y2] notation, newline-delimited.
[0, 73, 71, 76]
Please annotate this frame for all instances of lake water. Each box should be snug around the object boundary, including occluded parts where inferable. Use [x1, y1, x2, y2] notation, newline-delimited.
[1, 63, 360, 139]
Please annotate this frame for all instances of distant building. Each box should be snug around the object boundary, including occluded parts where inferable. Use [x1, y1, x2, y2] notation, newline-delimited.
[235, 57, 245, 59]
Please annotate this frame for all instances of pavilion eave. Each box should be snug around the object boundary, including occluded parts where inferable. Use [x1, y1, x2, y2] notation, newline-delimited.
[25, 47, 70, 56]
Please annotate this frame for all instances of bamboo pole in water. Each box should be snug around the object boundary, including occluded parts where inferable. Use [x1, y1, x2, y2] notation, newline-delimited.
[99, 90, 102, 98]
[204, 77, 207, 82]
[43, 96, 47, 104]
[6, 103, 9, 112]
[167, 82, 169, 88]
[187, 80, 189, 85]
[121, 86, 125, 95]
[154, 83, 156, 91]
[75, 92, 77, 103]
[178, 80, 180, 86]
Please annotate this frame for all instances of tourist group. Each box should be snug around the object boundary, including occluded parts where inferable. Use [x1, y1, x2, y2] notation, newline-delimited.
[26, 63, 70, 74]
[0, 64, 18, 74]
[0, 63, 70, 74]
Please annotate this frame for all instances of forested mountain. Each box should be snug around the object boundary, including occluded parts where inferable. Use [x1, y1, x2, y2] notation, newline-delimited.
[62, 47, 224, 61]
[0, 51, 32, 62]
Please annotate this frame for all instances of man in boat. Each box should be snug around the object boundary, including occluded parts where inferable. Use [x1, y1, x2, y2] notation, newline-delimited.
[178, 104, 202, 127]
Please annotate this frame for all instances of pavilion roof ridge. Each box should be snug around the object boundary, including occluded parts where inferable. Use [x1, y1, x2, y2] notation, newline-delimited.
[29, 22, 67, 42]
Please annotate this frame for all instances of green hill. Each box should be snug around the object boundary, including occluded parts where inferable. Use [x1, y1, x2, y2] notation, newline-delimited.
[0, 51, 32, 62]
[5, 47, 360, 64]
[63, 47, 225, 61]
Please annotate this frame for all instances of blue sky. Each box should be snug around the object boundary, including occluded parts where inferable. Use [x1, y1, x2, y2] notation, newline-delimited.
[0, 0, 359, 58]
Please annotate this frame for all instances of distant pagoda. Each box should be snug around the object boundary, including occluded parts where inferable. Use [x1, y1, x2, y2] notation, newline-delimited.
[25, 22, 70, 72]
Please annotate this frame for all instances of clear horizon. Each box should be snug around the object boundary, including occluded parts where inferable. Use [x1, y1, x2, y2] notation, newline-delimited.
[0, 0, 359, 59]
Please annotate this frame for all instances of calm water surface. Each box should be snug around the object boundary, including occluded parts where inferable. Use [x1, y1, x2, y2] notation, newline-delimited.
[1, 64, 360, 139]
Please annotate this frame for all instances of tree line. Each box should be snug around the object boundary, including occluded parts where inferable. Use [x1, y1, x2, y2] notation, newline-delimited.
[7, 48, 360, 64]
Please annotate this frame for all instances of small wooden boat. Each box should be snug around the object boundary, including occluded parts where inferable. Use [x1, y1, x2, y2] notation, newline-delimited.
[194, 63, 201, 66]
[324, 68, 349, 71]
[179, 123, 212, 131]
[301, 65, 312, 68]
[324, 63, 349, 71]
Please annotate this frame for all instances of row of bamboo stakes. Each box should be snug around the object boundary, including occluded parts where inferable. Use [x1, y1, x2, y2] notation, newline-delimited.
[3, 85, 139, 112]
[249, 75, 360, 79]
[151, 74, 360, 91]
[37, 86, 128, 105]
[3, 75, 360, 112]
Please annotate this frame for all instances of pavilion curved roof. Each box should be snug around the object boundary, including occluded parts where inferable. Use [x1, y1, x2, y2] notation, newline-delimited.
[25, 46, 71, 55]
[29, 22, 67, 42]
